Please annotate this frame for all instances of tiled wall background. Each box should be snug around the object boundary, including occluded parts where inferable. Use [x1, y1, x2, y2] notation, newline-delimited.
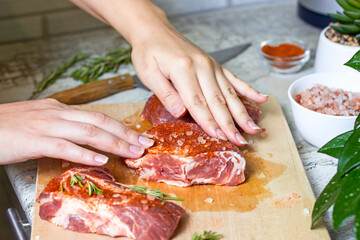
[0, 0, 286, 44]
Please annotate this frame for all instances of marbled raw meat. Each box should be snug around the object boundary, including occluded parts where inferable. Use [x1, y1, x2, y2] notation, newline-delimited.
[125, 122, 246, 187]
[37, 166, 185, 240]
[141, 94, 261, 126]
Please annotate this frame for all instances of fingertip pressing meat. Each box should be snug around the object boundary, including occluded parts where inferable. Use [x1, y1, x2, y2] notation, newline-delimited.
[125, 122, 246, 187]
[37, 166, 185, 240]
[141, 94, 261, 127]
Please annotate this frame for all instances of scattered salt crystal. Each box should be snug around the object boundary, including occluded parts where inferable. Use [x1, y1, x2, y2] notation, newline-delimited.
[177, 140, 184, 146]
[172, 133, 178, 138]
[258, 172, 266, 178]
[292, 192, 301, 199]
[303, 208, 310, 215]
[260, 132, 267, 138]
[186, 131, 193, 136]
[167, 193, 177, 197]
[222, 147, 226, 151]
[61, 161, 70, 168]
[25, 175, 33, 182]
[147, 194, 156, 201]
[136, 124, 141, 129]
[141, 200, 148, 204]
[112, 194, 121, 198]
[204, 197, 214, 203]
[242, 149, 249, 154]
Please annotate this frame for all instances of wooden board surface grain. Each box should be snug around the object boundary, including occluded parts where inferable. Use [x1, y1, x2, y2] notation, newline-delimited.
[31, 96, 330, 240]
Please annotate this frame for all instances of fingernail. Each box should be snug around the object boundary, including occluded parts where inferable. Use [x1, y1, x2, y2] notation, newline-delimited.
[94, 155, 108, 164]
[236, 132, 248, 145]
[130, 145, 145, 155]
[172, 103, 186, 118]
[139, 135, 154, 147]
[260, 93, 268, 97]
[216, 129, 228, 141]
[248, 121, 261, 130]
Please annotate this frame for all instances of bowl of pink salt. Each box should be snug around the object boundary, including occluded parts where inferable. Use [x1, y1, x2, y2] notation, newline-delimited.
[288, 72, 360, 148]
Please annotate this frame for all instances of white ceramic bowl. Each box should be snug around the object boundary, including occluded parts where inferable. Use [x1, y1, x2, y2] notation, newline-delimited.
[288, 72, 360, 148]
[314, 27, 360, 73]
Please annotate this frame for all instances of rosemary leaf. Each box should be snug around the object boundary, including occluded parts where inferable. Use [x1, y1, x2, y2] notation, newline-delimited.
[31, 53, 89, 97]
[116, 183, 183, 201]
[87, 180, 103, 196]
[191, 230, 224, 240]
[70, 47, 132, 83]
[60, 182, 64, 192]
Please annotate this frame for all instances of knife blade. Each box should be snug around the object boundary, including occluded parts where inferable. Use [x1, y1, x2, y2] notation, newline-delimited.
[47, 43, 251, 105]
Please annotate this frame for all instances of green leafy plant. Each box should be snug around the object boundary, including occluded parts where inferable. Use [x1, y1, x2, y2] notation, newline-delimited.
[191, 230, 223, 240]
[31, 47, 132, 98]
[345, 50, 360, 71]
[311, 114, 360, 238]
[328, 0, 360, 41]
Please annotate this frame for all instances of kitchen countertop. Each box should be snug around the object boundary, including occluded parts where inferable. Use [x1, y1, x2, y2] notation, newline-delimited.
[0, 1, 354, 239]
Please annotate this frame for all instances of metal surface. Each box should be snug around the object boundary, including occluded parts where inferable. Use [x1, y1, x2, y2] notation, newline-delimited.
[6, 208, 30, 240]
[133, 43, 251, 90]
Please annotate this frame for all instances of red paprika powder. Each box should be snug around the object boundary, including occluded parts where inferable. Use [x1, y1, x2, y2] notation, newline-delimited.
[261, 43, 305, 69]
[261, 43, 305, 58]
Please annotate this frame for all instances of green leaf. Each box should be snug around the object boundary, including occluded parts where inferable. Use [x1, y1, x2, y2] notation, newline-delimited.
[345, 50, 360, 72]
[318, 130, 354, 158]
[342, 24, 360, 34]
[338, 0, 360, 11]
[329, 13, 354, 23]
[355, 115, 360, 129]
[338, 128, 360, 174]
[191, 230, 224, 240]
[347, 0, 360, 8]
[311, 172, 342, 228]
[333, 166, 360, 230]
[344, 10, 360, 18]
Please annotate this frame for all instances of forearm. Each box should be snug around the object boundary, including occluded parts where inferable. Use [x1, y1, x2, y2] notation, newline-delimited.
[69, 0, 171, 45]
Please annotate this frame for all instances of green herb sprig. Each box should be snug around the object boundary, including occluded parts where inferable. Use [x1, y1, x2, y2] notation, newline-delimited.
[70, 174, 84, 188]
[31, 47, 132, 97]
[87, 180, 103, 196]
[70, 48, 132, 84]
[191, 230, 224, 240]
[31, 53, 89, 98]
[116, 183, 184, 201]
[311, 114, 360, 238]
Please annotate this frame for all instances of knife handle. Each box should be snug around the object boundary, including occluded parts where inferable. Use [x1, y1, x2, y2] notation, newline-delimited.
[46, 74, 136, 105]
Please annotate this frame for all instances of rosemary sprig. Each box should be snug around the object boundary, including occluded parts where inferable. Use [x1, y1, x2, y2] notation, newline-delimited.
[70, 48, 132, 84]
[191, 230, 224, 240]
[31, 53, 89, 98]
[87, 180, 103, 196]
[70, 174, 84, 188]
[116, 183, 184, 201]
[60, 182, 64, 192]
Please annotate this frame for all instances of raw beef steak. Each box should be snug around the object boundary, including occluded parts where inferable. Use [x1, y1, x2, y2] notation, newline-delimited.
[141, 94, 261, 126]
[125, 122, 246, 187]
[37, 166, 185, 240]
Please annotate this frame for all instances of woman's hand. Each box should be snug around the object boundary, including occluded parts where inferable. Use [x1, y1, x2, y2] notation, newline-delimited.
[131, 25, 268, 145]
[0, 99, 154, 165]
[69, 0, 268, 146]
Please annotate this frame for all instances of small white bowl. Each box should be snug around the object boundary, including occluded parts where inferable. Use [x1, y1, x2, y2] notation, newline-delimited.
[288, 72, 360, 148]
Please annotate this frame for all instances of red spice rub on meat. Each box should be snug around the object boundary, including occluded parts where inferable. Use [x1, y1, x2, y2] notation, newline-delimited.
[37, 166, 185, 240]
[125, 122, 246, 187]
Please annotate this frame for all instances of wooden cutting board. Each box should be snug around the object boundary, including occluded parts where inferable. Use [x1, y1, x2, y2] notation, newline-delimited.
[31, 96, 330, 240]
